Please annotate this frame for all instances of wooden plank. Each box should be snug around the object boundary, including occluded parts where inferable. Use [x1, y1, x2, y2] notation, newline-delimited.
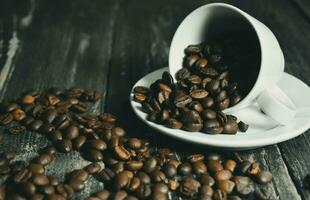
[0, 0, 120, 198]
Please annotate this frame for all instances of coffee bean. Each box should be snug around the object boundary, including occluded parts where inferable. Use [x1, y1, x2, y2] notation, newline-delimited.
[29, 163, 45, 174]
[187, 154, 204, 163]
[8, 125, 26, 134]
[98, 168, 115, 181]
[71, 135, 86, 150]
[86, 139, 107, 151]
[0, 165, 10, 175]
[136, 184, 152, 199]
[227, 196, 242, 200]
[214, 169, 232, 181]
[45, 194, 65, 200]
[126, 161, 143, 171]
[200, 174, 215, 187]
[176, 68, 191, 80]
[85, 163, 102, 174]
[230, 94, 242, 106]
[203, 119, 223, 134]
[216, 98, 230, 110]
[178, 162, 192, 176]
[163, 164, 177, 178]
[95, 189, 111, 200]
[190, 89, 208, 99]
[115, 170, 133, 190]
[71, 169, 89, 182]
[43, 109, 58, 123]
[35, 154, 53, 166]
[200, 185, 214, 198]
[224, 160, 237, 172]
[193, 161, 207, 175]
[164, 118, 183, 129]
[232, 176, 254, 196]
[239, 160, 252, 174]
[185, 44, 201, 55]
[174, 94, 192, 108]
[180, 177, 201, 197]
[13, 169, 32, 183]
[181, 110, 203, 132]
[238, 121, 248, 132]
[18, 182, 36, 197]
[218, 180, 235, 194]
[5, 103, 20, 112]
[29, 120, 43, 131]
[69, 179, 85, 192]
[57, 139, 72, 153]
[256, 171, 272, 184]
[201, 97, 214, 108]
[151, 170, 166, 182]
[56, 184, 74, 199]
[84, 149, 103, 162]
[207, 160, 224, 174]
[247, 162, 260, 175]
[12, 109, 26, 121]
[201, 109, 217, 120]
[168, 180, 180, 191]
[49, 176, 59, 186]
[63, 125, 79, 139]
[213, 189, 227, 200]
[31, 174, 49, 186]
[38, 185, 55, 195]
[126, 177, 141, 192]
[223, 118, 238, 134]
[143, 157, 157, 173]
[114, 146, 131, 161]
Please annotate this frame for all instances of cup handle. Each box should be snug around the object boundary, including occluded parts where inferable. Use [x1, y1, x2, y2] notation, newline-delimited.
[256, 85, 297, 125]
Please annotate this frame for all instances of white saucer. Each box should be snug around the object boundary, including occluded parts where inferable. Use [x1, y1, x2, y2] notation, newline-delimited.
[130, 68, 310, 149]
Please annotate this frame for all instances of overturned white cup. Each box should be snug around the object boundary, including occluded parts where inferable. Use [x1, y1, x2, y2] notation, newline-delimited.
[169, 3, 294, 125]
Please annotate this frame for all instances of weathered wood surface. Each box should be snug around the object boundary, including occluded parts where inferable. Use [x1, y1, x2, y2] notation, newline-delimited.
[0, 0, 309, 199]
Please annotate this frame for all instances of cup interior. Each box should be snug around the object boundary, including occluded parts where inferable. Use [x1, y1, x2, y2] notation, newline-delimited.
[169, 4, 261, 104]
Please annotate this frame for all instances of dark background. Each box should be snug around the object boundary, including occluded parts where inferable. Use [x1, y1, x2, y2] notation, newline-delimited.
[0, 0, 309, 199]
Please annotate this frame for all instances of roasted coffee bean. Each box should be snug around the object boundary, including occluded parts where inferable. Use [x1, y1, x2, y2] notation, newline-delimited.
[29, 120, 43, 131]
[201, 97, 214, 108]
[187, 154, 204, 163]
[207, 153, 222, 161]
[136, 184, 152, 199]
[203, 119, 223, 134]
[190, 89, 208, 99]
[187, 75, 202, 85]
[39, 123, 55, 133]
[176, 68, 191, 80]
[43, 109, 57, 123]
[126, 177, 141, 191]
[86, 139, 107, 151]
[98, 168, 115, 181]
[71, 102, 88, 113]
[71, 169, 89, 182]
[137, 171, 151, 184]
[22, 94, 35, 104]
[193, 161, 207, 175]
[186, 55, 201, 68]
[178, 162, 192, 176]
[200, 174, 215, 187]
[174, 94, 192, 108]
[56, 184, 74, 199]
[151, 170, 166, 182]
[133, 86, 150, 95]
[112, 127, 126, 137]
[12, 109, 26, 121]
[114, 146, 131, 161]
[223, 118, 238, 134]
[51, 130, 63, 141]
[113, 162, 125, 174]
[181, 110, 203, 132]
[95, 189, 110, 200]
[69, 179, 85, 192]
[11, 161, 26, 173]
[45, 194, 65, 200]
[256, 171, 272, 184]
[213, 189, 227, 200]
[214, 169, 232, 181]
[180, 177, 201, 197]
[216, 111, 227, 126]
[200, 185, 214, 198]
[227, 196, 242, 200]
[72, 135, 87, 149]
[18, 182, 36, 197]
[35, 154, 53, 166]
[207, 80, 220, 92]
[168, 180, 180, 191]
[133, 93, 147, 103]
[125, 161, 143, 171]
[29, 163, 45, 174]
[21, 116, 34, 126]
[217, 98, 230, 110]
[238, 121, 248, 132]
[227, 83, 238, 95]
[85, 162, 102, 174]
[218, 180, 235, 194]
[153, 182, 169, 195]
[239, 160, 252, 174]
[38, 185, 55, 195]
[57, 139, 72, 153]
[64, 125, 79, 139]
[185, 44, 201, 55]
[201, 109, 217, 120]
[0, 113, 14, 125]
[164, 118, 183, 129]
[158, 109, 170, 122]
[8, 125, 26, 134]
[13, 168, 32, 183]
[163, 164, 177, 178]
[247, 162, 260, 175]
[141, 102, 154, 114]
[49, 176, 59, 186]
[230, 95, 242, 106]
[84, 149, 103, 162]
[127, 138, 142, 150]
[224, 160, 237, 172]
[143, 157, 157, 173]
[207, 160, 224, 174]
[115, 170, 133, 190]
[5, 103, 20, 112]
[32, 174, 49, 186]
[232, 176, 254, 196]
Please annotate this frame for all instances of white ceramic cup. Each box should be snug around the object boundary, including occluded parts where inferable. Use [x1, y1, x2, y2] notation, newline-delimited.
[168, 3, 295, 125]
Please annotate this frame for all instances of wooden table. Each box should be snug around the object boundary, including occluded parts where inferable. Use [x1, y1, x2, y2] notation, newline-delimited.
[0, 0, 309, 199]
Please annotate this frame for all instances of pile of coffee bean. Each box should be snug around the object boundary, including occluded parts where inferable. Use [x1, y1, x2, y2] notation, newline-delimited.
[133, 42, 249, 134]
[0, 87, 270, 199]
